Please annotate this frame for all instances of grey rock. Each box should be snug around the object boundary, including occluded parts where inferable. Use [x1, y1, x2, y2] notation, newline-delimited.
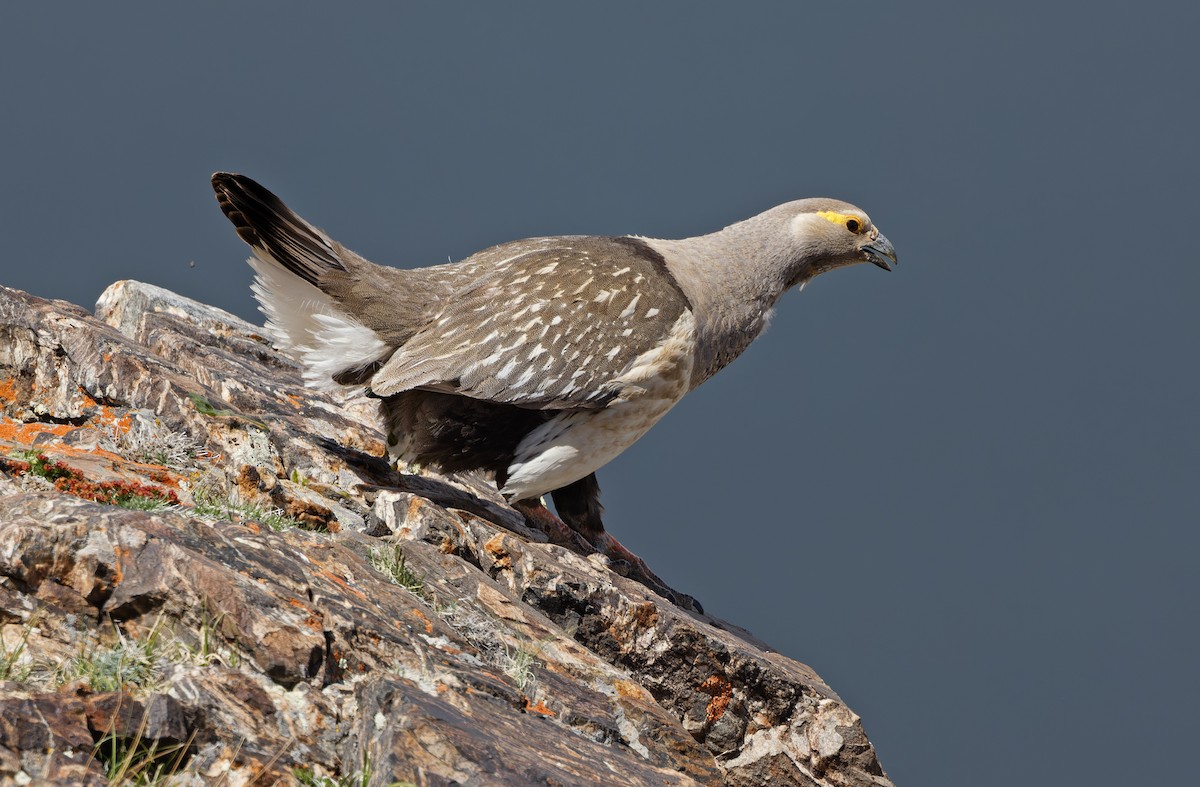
[0, 281, 892, 786]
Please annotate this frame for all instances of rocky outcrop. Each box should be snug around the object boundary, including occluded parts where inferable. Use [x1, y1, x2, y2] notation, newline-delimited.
[0, 281, 891, 786]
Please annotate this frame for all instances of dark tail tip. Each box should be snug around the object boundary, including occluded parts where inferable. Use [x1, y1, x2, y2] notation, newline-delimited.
[211, 172, 270, 249]
[210, 172, 345, 286]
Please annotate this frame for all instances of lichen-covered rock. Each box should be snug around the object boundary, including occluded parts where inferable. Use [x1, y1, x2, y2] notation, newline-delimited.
[0, 281, 891, 785]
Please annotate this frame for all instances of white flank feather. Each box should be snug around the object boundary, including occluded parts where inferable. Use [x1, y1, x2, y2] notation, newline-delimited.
[248, 254, 388, 390]
[298, 313, 390, 390]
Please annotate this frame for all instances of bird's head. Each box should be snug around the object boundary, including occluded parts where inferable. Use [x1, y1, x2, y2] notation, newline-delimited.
[780, 199, 897, 285]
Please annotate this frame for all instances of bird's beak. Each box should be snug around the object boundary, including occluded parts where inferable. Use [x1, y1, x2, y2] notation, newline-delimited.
[862, 232, 898, 271]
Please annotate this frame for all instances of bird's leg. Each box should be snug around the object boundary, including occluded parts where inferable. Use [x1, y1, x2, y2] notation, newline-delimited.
[550, 474, 657, 580]
[551, 474, 703, 613]
[496, 466, 590, 550]
[509, 497, 592, 552]
[546, 472, 604, 536]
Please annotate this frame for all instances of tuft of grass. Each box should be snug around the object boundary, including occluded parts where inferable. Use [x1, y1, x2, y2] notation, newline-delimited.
[93, 732, 192, 785]
[114, 494, 176, 512]
[191, 481, 304, 531]
[0, 617, 37, 682]
[500, 641, 540, 691]
[369, 544, 425, 595]
[57, 622, 165, 693]
[54, 612, 241, 693]
[436, 601, 545, 695]
[87, 695, 196, 785]
[169, 602, 240, 670]
[195, 498, 304, 531]
[293, 751, 414, 787]
[293, 766, 366, 787]
[105, 417, 198, 468]
[5, 609, 241, 695]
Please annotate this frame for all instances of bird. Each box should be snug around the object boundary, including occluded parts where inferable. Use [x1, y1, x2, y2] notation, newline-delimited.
[211, 173, 896, 607]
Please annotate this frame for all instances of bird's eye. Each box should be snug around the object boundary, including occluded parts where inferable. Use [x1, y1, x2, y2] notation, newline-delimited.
[845, 218, 862, 233]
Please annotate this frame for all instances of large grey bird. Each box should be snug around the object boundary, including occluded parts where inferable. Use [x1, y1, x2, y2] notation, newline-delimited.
[211, 173, 896, 603]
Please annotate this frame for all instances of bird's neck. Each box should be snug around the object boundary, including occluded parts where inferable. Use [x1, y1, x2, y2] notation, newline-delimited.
[643, 218, 809, 388]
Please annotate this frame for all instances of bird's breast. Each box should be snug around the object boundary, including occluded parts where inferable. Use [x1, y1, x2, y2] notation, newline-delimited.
[500, 311, 697, 501]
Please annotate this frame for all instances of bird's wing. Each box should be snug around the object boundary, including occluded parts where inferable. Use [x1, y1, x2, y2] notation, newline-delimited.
[368, 236, 692, 409]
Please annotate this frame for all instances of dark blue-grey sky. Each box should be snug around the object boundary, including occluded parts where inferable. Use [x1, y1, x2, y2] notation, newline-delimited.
[3, 3, 1197, 784]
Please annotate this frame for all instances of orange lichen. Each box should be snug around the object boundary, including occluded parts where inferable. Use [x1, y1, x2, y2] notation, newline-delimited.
[82, 446, 129, 464]
[631, 602, 658, 630]
[313, 569, 367, 599]
[0, 415, 75, 444]
[411, 608, 434, 634]
[147, 469, 176, 485]
[613, 679, 644, 700]
[482, 535, 512, 570]
[85, 398, 134, 435]
[110, 545, 128, 587]
[698, 675, 733, 725]
[523, 698, 555, 717]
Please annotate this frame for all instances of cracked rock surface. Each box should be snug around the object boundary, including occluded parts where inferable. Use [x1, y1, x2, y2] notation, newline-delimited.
[0, 281, 892, 786]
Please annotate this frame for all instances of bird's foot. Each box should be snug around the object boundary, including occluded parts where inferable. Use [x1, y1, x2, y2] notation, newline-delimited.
[590, 531, 704, 614]
[512, 500, 703, 614]
[511, 498, 592, 551]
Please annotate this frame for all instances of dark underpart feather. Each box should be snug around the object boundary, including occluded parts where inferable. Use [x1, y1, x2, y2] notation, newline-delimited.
[382, 389, 550, 476]
[381, 390, 607, 534]
[334, 360, 386, 386]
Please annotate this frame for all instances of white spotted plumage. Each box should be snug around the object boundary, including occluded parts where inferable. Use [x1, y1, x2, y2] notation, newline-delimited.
[368, 237, 692, 412]
[501, 311, 696, 501]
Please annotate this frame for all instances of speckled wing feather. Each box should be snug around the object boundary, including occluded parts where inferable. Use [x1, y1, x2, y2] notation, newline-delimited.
[369, 236, 692, 410]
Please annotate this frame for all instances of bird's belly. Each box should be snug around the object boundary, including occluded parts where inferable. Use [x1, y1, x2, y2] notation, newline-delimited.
[500, 311, 695, 501]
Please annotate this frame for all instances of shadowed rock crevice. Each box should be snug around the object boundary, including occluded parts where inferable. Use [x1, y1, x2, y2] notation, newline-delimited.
[0, 280, 891, 786]
[30, 411, 92, 427]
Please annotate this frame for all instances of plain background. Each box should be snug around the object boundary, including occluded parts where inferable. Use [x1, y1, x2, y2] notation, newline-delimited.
[3, 3, 1197, 785]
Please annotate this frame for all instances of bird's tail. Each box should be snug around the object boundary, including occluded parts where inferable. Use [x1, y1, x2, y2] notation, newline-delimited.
[211, 172, 345, 286]
[211, 173, 390, 388]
